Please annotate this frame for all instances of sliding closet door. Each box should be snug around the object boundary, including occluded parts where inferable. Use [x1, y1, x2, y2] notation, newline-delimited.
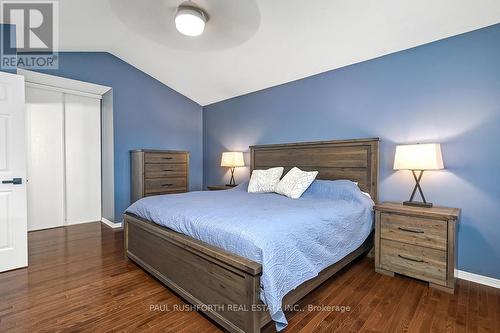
[64, 94, 101, 224]
[26, 87, 65, 231]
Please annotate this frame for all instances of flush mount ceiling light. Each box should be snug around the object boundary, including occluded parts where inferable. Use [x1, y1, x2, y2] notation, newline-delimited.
[175, 3, 208, 37]
[110, 0, 260, 51]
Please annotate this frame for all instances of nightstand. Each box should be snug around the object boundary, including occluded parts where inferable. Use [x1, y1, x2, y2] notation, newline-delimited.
[207, 185, 236, 191]
[374, 202, 460, 293]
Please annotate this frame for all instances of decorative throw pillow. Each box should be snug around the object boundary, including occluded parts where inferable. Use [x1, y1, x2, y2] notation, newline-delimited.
[275, 167, 318, 199]
[247, 167, 284, 193]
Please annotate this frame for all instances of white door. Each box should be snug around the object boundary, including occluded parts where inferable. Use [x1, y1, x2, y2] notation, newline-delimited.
[0, 72, 28, 272]
[25, 87, 65, 231]
[64, 93, 101, 224]
[25, 88, 102, 230]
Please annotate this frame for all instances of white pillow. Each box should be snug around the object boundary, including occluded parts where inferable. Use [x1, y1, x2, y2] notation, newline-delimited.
[275, 167, 318, 199]
[248, 167, 284, 193]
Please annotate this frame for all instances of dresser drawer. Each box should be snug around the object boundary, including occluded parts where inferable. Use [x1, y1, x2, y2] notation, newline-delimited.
[145, 153, 187, 164]
[380, 239, 446, 283]
[144, 189, 185, 197]
[380, 213, 447, 250]
[145, 163, 187, 179]
[144, 178, 187, 194]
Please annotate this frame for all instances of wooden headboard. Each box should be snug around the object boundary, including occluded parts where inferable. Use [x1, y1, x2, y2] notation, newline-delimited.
[250, 138, 380, 202]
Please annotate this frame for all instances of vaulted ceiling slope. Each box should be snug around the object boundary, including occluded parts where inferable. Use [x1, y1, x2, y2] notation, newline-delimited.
[57, 0, 500, 105]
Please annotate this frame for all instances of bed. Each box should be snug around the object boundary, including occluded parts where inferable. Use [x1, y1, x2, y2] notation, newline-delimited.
[124, 138, 379, 333]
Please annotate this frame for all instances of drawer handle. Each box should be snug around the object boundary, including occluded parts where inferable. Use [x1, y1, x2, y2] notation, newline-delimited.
[162, 169, 174, 172]
[161, 157, 173, 160]
[161, 184, 173, 187]
[398, 254, 425, 263]
[398, 227, 424, 234]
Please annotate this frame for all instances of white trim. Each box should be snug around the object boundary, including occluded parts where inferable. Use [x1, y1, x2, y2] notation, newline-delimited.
[62, 93, 67, 225]
[25, 82, 103, 99]
[456, 269, 500, 289]
[66, 219, 103, 226]
[101, 217, 122, 229]
[17, 68, 111, 97]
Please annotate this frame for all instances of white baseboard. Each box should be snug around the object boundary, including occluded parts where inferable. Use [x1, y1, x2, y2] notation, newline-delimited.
[455, 269, 500, 289]
[101, 217, 123, 229]
[66, 218, 102, 226]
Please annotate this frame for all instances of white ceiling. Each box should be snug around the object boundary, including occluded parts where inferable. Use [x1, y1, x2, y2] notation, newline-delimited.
[56, 0, 500, 105]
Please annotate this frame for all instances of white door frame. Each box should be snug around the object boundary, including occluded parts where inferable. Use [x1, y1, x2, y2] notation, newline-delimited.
[17, 69, 120, 228]
[18, 69, 111, 98]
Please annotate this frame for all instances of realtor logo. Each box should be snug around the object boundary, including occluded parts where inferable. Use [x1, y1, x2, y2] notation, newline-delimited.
[1, 0, 59, 69]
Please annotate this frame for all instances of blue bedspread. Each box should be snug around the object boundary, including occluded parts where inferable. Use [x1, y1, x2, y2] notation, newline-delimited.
[126, 180, 374, 330]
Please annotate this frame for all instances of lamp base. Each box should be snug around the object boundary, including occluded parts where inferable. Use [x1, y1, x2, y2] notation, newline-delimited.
[403, 201, 433, 208]
[225, 184, 238, 187]
[404, 170, 433, 208]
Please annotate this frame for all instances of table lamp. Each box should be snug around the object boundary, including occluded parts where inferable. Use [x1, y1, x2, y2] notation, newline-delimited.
[393, 143, 444, 208]
[221, 152, 244, 186]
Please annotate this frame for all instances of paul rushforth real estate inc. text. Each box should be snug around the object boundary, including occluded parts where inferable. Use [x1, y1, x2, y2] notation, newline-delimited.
[149, 304, 351, 313]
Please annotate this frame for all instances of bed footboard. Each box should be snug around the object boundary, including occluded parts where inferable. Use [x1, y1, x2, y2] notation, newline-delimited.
[124, 213, 373, 332]
[124, 213, 263, 333]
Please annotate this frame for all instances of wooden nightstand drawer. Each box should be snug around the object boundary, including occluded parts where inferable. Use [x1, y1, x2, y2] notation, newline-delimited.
[380, 212, 447, 250]
[380, 239, 446, 283]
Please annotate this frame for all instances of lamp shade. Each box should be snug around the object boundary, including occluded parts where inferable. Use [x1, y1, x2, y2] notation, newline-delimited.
[220, 152, 244, 168]
[394, 143, 444, 170]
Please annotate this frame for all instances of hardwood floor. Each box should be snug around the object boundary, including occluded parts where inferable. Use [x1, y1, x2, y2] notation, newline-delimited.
[0, 222, 499, 333]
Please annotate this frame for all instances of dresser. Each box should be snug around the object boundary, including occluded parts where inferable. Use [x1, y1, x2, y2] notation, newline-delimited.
[374, 202, 460, 293]
[130, 150, 189, 203]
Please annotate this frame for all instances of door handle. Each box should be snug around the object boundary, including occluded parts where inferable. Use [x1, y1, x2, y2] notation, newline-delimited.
[2, 178, 22, 185]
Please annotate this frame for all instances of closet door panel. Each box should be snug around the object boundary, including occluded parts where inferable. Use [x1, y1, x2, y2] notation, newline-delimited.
[26, 87, 65, 231]
[64, 94, 101, 224]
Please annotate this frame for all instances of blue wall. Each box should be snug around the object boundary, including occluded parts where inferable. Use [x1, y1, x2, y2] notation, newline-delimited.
[204, 24, 500, 279]
[0, 24, 16, 74]
[28, 52, 203, 221]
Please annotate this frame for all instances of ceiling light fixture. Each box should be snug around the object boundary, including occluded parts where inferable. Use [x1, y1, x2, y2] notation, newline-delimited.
[175, 3, 208, 37]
